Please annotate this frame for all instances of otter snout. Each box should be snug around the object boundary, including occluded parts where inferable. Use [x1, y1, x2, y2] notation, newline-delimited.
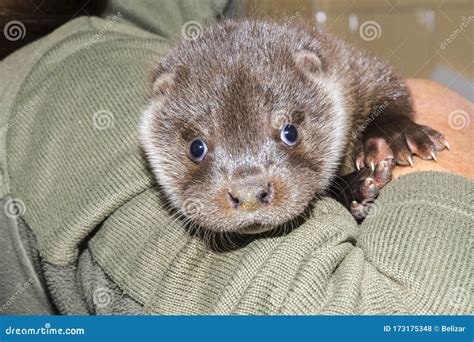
[227, 180, 275, 211]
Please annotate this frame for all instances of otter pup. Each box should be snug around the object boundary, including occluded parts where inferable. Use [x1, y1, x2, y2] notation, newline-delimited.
[141, 20, 448, 233]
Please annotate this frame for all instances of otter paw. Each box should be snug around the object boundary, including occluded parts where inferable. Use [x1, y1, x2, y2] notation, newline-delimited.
[356, 117, 449, 169]
[351, 158, 395, 200]
[345, 159, 395, 221]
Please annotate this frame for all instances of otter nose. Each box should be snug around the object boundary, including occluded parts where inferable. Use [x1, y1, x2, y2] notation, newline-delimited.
[227, 182, 274, 210]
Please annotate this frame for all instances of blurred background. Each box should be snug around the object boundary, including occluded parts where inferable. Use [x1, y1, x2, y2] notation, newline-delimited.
[1, 0, 472, 100]
[245, 0, 473, 101]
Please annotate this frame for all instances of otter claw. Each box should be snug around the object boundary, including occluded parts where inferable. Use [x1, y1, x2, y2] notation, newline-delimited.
[355, 153, 365, 171]
[430, 151, 438, 161]
[379, 160, 390, 173]
[370, 162, 375, 172]
[441, 138, 450, 151]
[364, 178, 374, 187]
[407, 155, 414, 167]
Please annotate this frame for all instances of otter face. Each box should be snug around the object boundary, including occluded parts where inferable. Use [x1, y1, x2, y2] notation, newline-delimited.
[141, 22, 348, 233]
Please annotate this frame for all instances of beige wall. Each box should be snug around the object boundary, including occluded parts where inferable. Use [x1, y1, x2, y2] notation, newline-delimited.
[245, 0, 473, 100]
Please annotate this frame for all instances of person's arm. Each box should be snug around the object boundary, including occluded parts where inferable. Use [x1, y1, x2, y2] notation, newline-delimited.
[356, 170, 473, 314]
[392, 79, 474, 180]
[354, 80, 473, 313]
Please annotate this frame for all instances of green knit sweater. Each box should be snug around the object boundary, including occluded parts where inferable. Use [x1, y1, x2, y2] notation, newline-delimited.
[0, 0, 472, 315]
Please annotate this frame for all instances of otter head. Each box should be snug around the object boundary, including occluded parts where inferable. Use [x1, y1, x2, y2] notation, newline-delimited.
[141, 21, 348, 234]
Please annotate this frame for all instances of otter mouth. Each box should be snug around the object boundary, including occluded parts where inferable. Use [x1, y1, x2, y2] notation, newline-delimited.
[181, 188, 313, 235]
[179, 168, 319, 235]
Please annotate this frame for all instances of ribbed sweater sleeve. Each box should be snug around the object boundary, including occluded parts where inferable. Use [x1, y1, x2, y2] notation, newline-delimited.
[356, 172, 473, 314]
[86, 172, 472, 315]
[0, 7, 471, 315]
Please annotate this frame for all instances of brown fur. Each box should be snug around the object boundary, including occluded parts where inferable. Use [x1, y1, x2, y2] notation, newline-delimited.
[141, 19, 414, 233]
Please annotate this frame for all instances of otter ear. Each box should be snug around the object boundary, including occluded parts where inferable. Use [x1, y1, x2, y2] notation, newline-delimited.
[150, 65, 175, 95]
[293, 50, 322, 74]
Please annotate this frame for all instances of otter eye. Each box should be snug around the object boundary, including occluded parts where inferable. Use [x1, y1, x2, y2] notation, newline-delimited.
[188, 138, 208, 162]
[280, 124, 299, 146]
